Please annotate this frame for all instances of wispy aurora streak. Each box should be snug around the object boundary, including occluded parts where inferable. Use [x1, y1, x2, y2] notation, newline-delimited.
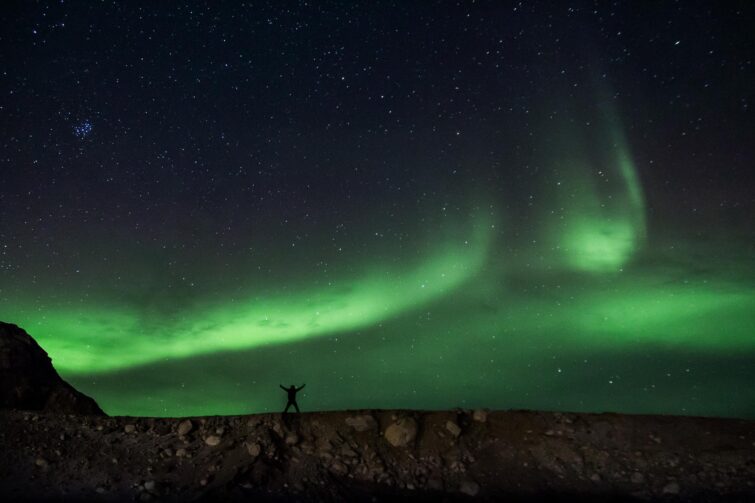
[13, 213, 493, 374]
[551, 99, 647, 272]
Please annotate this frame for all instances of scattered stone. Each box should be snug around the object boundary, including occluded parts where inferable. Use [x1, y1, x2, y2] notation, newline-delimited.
[177, 419, 193, 436]
[330, 461, 348, 476]
[144, 480, 156, 492]
[205, 435, 221, 446]
[472, 409, 487, 423]
[631, 472, 645, 484]
[35, 457, 49, 468]
[460, 480, 480, 496]
[246, 442, 261, 458]
[384, 418, 417, 447]
[95, 487, 106, 494]
[345, 414, 377, 432]
[175, 448, 187, 457]
[590, 473, 602, 482]
[285, 432, 299, 445]
[662, 482, 680, 495]
[446, 420, 462, 437]
[272, 422, 284, 438]
[124, 424, 136, 433]
[341, 446, 358, 458]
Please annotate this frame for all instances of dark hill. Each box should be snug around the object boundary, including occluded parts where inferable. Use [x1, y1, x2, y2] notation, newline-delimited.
[0, 321, 103, 415]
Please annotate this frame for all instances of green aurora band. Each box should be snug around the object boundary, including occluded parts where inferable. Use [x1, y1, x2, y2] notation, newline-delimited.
[8, 213, 494, 374]
[2, 96, 754, 418]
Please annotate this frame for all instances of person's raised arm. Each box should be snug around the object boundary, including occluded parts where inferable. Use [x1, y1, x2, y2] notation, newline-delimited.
[279, 384, 287, 391]
[297, 384, 306, 391]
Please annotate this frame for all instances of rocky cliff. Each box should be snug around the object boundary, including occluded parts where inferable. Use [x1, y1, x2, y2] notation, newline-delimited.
[0, 322, 104, 415]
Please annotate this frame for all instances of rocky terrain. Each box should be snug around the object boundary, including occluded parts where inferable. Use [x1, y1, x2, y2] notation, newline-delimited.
[1, 322, 754, 501]
[1, 407, 754, 502]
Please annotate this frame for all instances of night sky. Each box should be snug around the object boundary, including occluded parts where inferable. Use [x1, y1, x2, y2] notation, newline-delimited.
[1, 1, 754, 418]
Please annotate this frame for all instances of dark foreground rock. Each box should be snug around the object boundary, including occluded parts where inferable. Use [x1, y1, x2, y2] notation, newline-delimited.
[0, 322, 103, 415]
[1, 408, 753, 502]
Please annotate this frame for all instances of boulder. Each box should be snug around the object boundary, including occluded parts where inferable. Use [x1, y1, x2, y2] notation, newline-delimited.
[384, 417, 417, 447]
[446, 420, 462, 437]
[177, 419, 193, 436]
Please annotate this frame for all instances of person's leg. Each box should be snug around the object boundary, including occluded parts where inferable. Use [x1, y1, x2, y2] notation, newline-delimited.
[284, 402, 291, 413]
[294, 401, 300, 413]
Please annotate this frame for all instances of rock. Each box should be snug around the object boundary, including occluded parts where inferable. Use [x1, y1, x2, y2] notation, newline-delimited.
[345, 414, 377, 432]
[95, 487, 106, 494]
[272, 422, 284, 438]
[384, 417, 417, 447]
[590, 473, 602, 482]
[124, 424, 136, 433]
[0, 322, 104, 415]
[662, 482, 680, 495]
[341, 446, 358, 458]
[205, 435, 221, 446]
[446, 420, 462, 437]
[460, 480, 480, 496]
[472, 409, 487, 422]
[246, 442, 261, 457]
[177, 419, 193, 436]
[35, 457, 49, 468]
[631, 472, 645, 484]
[285, 432, 299, 445]
[175, 448, 187, 457]
[144, 480, 156, 492]
[330, 461, 348, 476]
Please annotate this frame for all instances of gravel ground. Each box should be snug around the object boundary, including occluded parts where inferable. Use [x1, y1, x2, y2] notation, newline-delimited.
[1, 408, 754, 502]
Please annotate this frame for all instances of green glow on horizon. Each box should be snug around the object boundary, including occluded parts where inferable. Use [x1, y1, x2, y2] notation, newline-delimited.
[62, 268, 755, 418]
[9, 213, 493, 374]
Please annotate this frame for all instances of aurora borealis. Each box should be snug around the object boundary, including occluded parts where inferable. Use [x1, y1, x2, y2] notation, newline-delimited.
[1, 2, 753, 418]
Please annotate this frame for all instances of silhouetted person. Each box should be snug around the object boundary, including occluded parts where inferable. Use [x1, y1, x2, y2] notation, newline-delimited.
[280, 384, 305, 413]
